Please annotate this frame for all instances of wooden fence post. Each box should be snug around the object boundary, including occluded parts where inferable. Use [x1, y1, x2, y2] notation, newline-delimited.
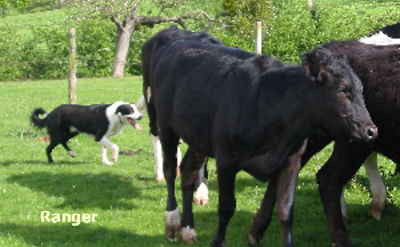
[256, 21, 262, 55]
[68, 28, 77, 104]
[307, 0, 315, 10]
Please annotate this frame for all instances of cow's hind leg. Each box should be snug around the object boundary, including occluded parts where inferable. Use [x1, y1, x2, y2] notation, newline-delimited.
[275, 140, 307, 247]
[160, 129, 181, 241]
[179, 148, 207, 243]
[152, 135, 184, 182]
[193, 160, 209, 205]
[248, 177, 278, 246]
[363, 152, 386, 220]
[211, 160, 238, 247]
[317, 142, 370, 247]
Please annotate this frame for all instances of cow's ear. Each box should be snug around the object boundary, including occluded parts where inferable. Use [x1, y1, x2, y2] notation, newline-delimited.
[302, 48, 332, 85]
[302, 52, 318, 82]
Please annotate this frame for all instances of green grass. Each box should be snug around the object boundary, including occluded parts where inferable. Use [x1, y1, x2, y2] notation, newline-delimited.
[0, 77, 399, 247]
[0, 9, 67, 38]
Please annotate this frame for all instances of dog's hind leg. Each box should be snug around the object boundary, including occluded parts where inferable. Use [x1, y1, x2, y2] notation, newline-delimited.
[62, 132, 78, 157]
[46, 141, 59, 163]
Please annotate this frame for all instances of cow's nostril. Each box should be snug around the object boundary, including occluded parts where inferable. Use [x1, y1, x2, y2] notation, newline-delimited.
[366, 127, 378, 140]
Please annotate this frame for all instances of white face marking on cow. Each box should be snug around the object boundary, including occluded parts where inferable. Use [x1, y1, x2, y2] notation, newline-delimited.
[69, 126, 79, 133]
[360, 31, 400, 46]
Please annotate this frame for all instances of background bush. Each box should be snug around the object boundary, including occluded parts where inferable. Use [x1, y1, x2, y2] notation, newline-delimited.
[0, 0, 399, 81]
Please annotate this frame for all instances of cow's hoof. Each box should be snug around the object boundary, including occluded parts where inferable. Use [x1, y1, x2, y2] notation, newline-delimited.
[102, 161, 114, 166]
[166, 224, 180, 242]
[68, 151, 77, 157]
[248, 233, 260, 246]
[194, 183, 209, 206]
[331, 239, 353, 247]
[165, 209, 181, 242]
[180, 226, 197, 244]
[210, 238, 225, 247]
[156, 177, 165, 183]
[370, 204, 383, 221]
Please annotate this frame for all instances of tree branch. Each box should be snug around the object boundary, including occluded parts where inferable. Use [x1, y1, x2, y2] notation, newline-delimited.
[111, 16, 126, 32]
[135, 10, 214, 28]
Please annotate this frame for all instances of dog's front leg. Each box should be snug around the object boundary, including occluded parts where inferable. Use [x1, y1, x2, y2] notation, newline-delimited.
[99, 137, 116, 166]
[111, 144, 119, 163]
[101, 146, 113, 165]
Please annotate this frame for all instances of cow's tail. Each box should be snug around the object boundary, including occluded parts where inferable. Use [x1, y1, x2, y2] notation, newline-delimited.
[143, 82, 159, 137]
[30, 108, 47, 128]
[142, 69, 158, 136]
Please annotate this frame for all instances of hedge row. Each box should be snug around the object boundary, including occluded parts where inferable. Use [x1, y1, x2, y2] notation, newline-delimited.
[0, 0, 399, 81]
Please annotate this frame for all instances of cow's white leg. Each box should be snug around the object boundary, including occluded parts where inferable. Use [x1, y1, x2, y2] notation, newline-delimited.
[100, 137, 115, 166]
[165, 208, 181, 241]
[135, 95, 146, 113]
[153, 135, 183, 182]
[177, 146, 182, 165]
[193, 164, 209, 206]
[364, 152, 386, 220]
[340, 191, 348, 220]
[152, 135, 165, 182]
[176, 147, 182, 177]
[180, 226, 197, 244]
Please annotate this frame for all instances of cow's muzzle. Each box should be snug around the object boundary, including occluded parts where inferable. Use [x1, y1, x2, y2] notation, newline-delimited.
[364, 125, 378, 141]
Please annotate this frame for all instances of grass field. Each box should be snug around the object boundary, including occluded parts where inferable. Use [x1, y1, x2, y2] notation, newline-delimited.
[0, 77, 399, 247]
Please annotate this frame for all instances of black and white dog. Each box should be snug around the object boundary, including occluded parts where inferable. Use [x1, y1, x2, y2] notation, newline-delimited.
[31, 101, 142, 165]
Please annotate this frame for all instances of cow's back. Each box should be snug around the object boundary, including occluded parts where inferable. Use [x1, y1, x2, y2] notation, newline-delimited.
[151, 41, 243, 154]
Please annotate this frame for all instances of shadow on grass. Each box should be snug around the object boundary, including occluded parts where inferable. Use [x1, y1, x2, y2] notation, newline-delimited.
[7, 172, 156, 210]
[0, 223, 167, 247]
[0, 159, 86, 166]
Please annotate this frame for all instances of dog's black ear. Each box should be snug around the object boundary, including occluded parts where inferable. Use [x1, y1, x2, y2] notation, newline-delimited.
[115, 105, 123, 116]
[115, 104, 133, 116]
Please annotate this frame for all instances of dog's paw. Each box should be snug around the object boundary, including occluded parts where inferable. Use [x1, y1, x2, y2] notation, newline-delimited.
[111, 156, 118, 163]
[68, 151, 77, 158]
[102, 160, 114, 166]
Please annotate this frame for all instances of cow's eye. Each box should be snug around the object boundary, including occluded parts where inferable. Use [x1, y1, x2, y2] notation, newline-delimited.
[340, 88, 353, 101]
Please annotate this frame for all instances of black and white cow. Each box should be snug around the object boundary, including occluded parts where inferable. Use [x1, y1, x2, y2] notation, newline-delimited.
[339, 22, 400, 220]
[142, 27, 377, 247]
[254, 39, 400, 247]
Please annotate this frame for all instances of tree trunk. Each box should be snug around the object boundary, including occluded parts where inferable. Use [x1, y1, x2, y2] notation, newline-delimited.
[58, 0, 65, 8]
[112, 23, 135, 78]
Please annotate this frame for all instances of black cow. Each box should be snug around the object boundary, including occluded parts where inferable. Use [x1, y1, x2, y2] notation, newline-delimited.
[142, 27, 377, 247]
[141, 26, 265, 205]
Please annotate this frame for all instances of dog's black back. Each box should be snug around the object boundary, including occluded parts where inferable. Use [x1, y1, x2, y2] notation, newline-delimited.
[32, 104, 110, 136]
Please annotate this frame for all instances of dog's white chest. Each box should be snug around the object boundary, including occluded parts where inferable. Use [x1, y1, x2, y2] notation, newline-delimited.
[108, 120, 124, 136]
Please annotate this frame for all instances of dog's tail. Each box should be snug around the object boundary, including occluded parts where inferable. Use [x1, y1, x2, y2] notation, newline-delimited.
[30, 108, 47, 128]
